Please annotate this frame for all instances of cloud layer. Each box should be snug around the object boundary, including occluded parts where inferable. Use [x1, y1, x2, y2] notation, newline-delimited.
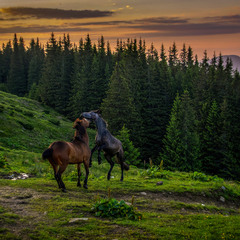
[0, 7, 240, 38]
[1, 7, 113, 19]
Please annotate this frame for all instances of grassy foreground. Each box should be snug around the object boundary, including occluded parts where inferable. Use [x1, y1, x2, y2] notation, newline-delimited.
[0, 91, 240, 239]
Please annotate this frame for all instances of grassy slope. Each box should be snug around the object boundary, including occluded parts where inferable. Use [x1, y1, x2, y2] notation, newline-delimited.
[0, 91, 240, 240]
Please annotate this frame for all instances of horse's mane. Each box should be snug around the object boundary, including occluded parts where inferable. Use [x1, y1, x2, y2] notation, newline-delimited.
[99, 115, 108, 128]
[73, 125, 86, 142]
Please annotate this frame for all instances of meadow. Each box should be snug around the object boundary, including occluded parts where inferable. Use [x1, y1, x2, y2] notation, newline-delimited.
[0, 91, 240, 240]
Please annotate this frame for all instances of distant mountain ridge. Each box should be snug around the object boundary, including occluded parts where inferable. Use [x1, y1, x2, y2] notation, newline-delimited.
[219, 55, 240, 73]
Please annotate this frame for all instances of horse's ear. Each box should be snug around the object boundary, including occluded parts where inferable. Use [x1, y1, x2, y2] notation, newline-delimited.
[96, 109, 102, 114]
[73, 118, 81, 128]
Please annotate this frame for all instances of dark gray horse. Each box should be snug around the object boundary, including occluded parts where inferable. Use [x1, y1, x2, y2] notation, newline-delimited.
[80, 110, 129, 181]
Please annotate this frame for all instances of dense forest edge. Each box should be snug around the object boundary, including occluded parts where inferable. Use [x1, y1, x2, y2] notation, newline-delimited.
[0, 33, 240, 181]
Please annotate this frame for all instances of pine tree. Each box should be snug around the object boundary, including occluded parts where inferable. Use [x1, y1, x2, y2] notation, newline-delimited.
[201, 100, 224, 175]
[116, 125, 141, 167]
[0, 41, 12, 87]
[101, 61, 138, 135]
[7, 34, 27, 96]
[142, 44, 171, 162]
[159, 91, 200, 171]
[27, 38, 44, 93]
[38, 33, 62, 109]
[55, 34, 74, 114]
[159, 93, 182, 170]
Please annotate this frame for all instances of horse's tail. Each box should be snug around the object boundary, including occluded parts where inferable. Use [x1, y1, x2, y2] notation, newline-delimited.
[123, 162, 129, 171]
[42, 148, 53, 160]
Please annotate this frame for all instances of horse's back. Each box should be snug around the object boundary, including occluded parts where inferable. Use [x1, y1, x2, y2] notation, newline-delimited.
[49, 141, 70, 165]
[66, 142, 91, 164]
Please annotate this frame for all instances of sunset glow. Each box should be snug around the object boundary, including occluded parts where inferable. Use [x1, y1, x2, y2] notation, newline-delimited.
[0, 0, 240, 58]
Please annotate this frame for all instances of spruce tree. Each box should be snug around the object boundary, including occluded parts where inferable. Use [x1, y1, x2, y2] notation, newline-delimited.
[143, 44, 170, 162]
[27, 38, 44, 93]
[8, 34, 27, 96]
[159, 91, 200, 171]
[101, 60, 138, 135]
[38, 33, 62, 109]
[56, 34, 74, 114]
[1, 41, 12, 87]
[116, 125, 141, 167]
[201, 100, 224, 175]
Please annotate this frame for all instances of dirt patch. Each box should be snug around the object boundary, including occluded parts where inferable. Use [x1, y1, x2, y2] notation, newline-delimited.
[0, 186, 53, 239]
[0, 185, 239, 239]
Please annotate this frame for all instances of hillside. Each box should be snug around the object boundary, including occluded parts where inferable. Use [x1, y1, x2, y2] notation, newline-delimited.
[0, 90, 96, 176]
[0, 91, 240, 239]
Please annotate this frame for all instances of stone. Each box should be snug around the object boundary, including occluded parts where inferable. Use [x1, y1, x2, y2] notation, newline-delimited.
[140, 192, 147, 196]
[221, 186, 226, 191]
[69, 218, 88, 223]
[220, 196, 225, 202]
[156, 181, 163, 185]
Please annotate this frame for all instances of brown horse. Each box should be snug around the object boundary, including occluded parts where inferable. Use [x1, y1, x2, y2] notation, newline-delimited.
[42, 118, 91, 192]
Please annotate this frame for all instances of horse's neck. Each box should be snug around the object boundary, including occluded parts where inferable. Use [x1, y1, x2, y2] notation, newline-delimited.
[74, 130, 89, 145]
[95, 117, 107, 137]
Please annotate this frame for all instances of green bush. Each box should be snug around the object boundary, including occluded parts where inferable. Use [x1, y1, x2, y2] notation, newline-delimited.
[192, 171, 223, 182]
[91, 197, 142, 220]
[23, 110, 34, 118]
[17, 120, 34, 130]
[49, 119, 60, 126]
[0, 104, 4, 112]
[0, 153, 10, 169]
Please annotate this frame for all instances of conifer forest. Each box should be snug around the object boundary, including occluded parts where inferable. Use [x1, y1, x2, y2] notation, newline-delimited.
[1, 33, 240, 180]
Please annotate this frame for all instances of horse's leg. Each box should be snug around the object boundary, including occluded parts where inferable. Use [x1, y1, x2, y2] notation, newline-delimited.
[117, 152, 124, 181]
[97, 148, 102, 165]
[90, 145, 98, 167]
[50, 162, 62, 189]
[57, 164, 68, 192]
[77, 163, 81, 187]
[104, 153, 114, 180]
[83, 161, 89, 189]
[97, 144, 107, 165]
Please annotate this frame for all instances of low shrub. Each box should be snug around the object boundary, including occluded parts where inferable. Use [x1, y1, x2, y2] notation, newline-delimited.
[49, 119, 60, 126]
[192, 171, 223, 182]
[140, 166, 170, 179]
[17, 121, 34, 131]
[23, 110, 34, 118]
[91, 197, 142, 220]
[0, 153, 10, 169]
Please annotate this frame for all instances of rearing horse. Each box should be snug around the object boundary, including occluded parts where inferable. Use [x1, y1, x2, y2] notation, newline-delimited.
[42, 118, 91, 192]
[81, 110, 129, 181]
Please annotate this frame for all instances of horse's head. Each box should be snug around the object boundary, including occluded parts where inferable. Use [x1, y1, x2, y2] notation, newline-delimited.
[80, 110, 101, 122]
[73, 118, 90, 130]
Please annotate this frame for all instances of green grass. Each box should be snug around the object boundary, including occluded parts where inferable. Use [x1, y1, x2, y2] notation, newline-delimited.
[0, 91, 240, 239]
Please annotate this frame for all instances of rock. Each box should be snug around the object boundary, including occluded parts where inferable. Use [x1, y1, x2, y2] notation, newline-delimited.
[220, 196, 225, 202]
[221, 186, 226, 191]
[69, 218, 89, 223]
[156, 181, 163, 185]
[125, 202, 132, 206]
[140, 192, 147, 196]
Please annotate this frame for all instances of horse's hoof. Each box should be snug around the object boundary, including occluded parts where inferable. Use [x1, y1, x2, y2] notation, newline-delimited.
[83, 184, 88, 189]
[77, 183, 81, 187]
[61, 188, 67, 193]
[120, 178, 123, 182]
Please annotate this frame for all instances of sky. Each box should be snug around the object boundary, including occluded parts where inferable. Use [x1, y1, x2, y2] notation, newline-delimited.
[0, 0, 240, 58]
